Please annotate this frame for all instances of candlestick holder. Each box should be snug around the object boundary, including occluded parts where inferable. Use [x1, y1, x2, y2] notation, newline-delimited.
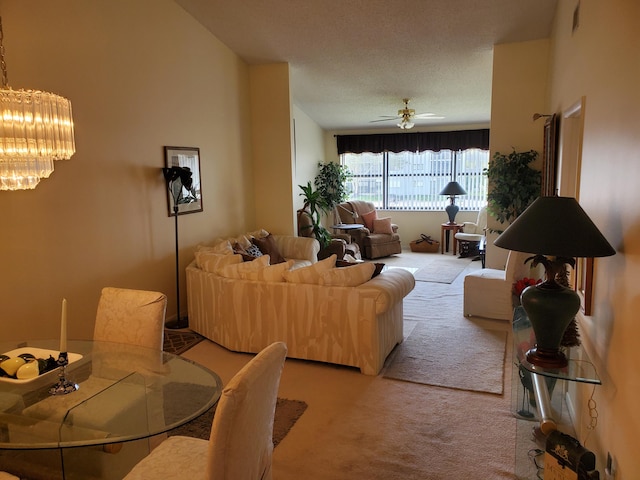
[49, 352, 78, 395]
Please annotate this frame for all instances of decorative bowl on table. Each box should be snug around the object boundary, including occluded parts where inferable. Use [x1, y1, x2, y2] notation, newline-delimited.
[0, 347, 83, 384]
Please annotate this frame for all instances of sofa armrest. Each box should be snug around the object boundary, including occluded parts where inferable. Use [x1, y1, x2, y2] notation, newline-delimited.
[357, 268, 415, 314]
[272, 235, 319, 263]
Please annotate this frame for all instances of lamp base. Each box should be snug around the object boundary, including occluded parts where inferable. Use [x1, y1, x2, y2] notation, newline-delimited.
[165, 316, 189, 330]
[525, 347, 568, 369]
[445, 203, 459, 224]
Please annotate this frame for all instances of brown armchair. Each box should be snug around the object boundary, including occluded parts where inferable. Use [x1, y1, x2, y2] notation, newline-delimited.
[334, 201, 402, 259]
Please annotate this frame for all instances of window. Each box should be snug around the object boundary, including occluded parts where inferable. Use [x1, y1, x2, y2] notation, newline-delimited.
[341, 148, 488, 211]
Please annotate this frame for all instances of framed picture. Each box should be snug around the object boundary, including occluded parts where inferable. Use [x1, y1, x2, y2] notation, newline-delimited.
[541, 113, 559, 196]
[575, 257, 594, 316]
[164, 146, 203, 216]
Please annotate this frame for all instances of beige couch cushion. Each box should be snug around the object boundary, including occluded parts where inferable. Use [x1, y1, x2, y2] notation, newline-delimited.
[195, 252, 242, 272]
[320, 262, 376, 287]
[217, 256, 270, 279]
[242, 260, 294, 282]
[283, 254, 336, 284]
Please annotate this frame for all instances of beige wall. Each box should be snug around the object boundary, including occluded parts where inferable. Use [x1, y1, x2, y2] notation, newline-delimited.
[249, 63, 296, 235]
[292, 105, 325, 213]
[486, 39, 549, 269]
[546, 1, 640, 476]
[0, 0, 254, 338]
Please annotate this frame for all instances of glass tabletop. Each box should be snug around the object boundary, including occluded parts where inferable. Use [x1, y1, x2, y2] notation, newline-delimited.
[0, 339, 222, 450]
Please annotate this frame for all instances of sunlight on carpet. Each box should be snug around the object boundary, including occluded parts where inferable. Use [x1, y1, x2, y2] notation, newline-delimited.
[383, 322, 507, 394]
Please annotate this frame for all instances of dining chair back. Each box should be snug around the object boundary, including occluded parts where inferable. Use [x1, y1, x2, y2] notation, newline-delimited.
[123, 341, 288, 480]
[93, 287, 167, 351]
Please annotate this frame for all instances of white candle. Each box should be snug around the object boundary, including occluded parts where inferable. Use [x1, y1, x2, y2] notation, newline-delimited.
[60, 298, 68, 352]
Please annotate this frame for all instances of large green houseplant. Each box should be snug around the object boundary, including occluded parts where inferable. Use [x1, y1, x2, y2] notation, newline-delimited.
[484, 149, 541, 231]
[314, 162, 351, 210]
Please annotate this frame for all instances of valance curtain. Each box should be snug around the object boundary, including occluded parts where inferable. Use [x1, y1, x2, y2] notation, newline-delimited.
[336, 128, 490, 154]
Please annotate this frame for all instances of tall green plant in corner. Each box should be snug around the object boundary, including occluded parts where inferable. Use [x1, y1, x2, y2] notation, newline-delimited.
[484, 149, 541, 231]
[299, 181, 332, 248]
[314, 162, 351, 210]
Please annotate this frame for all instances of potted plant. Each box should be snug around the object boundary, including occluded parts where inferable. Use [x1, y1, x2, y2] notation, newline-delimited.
[298, 181, 332, 248]
[484, 149, 541, 232]
[314, 162, 351, 210]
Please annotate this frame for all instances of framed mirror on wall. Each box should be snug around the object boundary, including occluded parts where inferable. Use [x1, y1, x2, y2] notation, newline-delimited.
[559, 97, 594, 315]
[541, 113, 560, 196]
[164, 146, 203, 216]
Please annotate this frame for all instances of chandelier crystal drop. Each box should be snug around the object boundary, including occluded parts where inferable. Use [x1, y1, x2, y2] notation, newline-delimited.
[0, 17, 75, 191]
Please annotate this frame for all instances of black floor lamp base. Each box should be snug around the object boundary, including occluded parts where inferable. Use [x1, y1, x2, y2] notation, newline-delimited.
[165, 316, 189, 330]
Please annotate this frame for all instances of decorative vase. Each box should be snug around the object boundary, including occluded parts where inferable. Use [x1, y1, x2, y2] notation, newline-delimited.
[521, 281, 581, 368]
[445, 203, 459, 224]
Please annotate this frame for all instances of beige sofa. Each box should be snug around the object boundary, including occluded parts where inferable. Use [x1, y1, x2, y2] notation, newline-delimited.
[186, 235, 415, 375]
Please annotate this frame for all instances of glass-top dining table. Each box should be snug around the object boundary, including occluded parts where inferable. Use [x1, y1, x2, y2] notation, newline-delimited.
[0, 339, 222, 479]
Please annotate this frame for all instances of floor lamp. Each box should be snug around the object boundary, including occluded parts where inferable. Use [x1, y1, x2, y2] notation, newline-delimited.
[163, 166, 193, 329]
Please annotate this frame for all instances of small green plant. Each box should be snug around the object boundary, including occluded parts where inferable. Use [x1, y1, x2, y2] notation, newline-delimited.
[314, 162, 351, 210]
[484, 149, 541, 229]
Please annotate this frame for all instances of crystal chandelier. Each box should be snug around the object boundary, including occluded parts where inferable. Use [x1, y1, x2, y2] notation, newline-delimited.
[0, 17, 75, 191]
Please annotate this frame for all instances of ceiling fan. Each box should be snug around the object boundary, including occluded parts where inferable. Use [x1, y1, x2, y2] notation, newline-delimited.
[371, 98, 444, 130]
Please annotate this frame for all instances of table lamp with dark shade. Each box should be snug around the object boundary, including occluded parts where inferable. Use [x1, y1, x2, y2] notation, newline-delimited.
[439, 181, 467, 224]
[494, 196, 616, 368]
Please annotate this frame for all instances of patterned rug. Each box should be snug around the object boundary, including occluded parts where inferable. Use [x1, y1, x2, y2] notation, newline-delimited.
[163, 329, 204, 355]
[169, 398, 308, 447]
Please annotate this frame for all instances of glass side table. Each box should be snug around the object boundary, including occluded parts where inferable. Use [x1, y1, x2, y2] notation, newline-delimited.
[512, 306, 601, 479]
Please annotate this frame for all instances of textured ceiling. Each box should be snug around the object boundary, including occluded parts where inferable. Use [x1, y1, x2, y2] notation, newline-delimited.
[175, 0, 557, 131]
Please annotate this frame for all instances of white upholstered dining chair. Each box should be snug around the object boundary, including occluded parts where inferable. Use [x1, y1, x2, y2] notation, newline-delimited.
[123, 341, 288, 480]
[93, 287, 167, 351]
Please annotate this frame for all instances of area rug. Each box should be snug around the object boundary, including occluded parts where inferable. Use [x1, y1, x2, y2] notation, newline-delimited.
[168, 398, 308, 447]
[163, 329, 204, 355]
[412, 256, 473, 284]
[383, 322, 507, 394]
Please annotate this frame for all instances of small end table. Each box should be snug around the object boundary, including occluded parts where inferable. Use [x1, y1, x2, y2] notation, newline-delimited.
[440, 223, 464, 255]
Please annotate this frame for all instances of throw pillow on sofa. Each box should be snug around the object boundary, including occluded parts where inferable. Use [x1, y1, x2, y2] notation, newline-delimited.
[320, 262, 376, 287]
[232, 242, 263, 261]
[283, 254, 336, 284]
[197, 241, 234, 255]
[241, 260, 294, 282]
[252, 234, 286, 264]
[217, 255, 270, 279]
[195, 252, 243, 273]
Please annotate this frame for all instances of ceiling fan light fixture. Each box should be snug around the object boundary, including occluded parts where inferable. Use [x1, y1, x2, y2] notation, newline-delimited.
[397, 118, 414, 130]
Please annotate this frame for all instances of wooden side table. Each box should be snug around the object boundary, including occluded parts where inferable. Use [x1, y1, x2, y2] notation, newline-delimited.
[440, 223, 464, 255]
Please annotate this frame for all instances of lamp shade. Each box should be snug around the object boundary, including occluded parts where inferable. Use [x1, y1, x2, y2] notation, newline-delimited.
[494, 196, 615, 258]
[439, 181, 467, 196]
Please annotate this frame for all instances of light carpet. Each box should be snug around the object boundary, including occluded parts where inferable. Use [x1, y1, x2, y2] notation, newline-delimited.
[383, 322, 507, 394]
[375, 250, 473, 284]
[412, 255, 473, 283]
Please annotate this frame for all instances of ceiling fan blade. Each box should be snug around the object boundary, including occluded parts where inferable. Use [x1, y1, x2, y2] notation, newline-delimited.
[369, 117, 401, 123]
